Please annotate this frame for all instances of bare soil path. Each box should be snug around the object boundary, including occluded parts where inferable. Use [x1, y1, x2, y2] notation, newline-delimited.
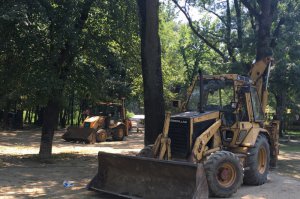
[0, 129, 299, 199]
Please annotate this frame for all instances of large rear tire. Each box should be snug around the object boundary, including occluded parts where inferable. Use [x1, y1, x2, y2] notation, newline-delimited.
[112, 126, 125, 141]
[244, 134, 270, 185]
[137, 145, 154, 158]
[96, 129, 107, 142]
[204, 151, 243, 198]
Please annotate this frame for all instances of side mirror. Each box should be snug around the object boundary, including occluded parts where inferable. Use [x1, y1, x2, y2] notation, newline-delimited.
[172, 100, 181, 108]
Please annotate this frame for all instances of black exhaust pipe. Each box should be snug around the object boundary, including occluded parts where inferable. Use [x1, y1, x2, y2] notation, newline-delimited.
[198, 69, 204, 113]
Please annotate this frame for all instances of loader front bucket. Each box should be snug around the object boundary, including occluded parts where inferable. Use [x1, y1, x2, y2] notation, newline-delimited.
[62, 127, 96, 144]
[87, 152, 208, 199]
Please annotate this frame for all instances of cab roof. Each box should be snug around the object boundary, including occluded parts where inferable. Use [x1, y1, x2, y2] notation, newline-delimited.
[203, 74, 252, 84]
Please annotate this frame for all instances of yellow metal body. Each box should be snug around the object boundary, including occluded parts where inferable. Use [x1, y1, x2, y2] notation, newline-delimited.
[153, 57, 279, 164]
[87, 57, 279, 199]
[82, 116, 105, 129]
[63, 99, 129, 143]
[153, 112, 172, 160]
[249, 56, 273, 113]
[192, 119, 222, 161]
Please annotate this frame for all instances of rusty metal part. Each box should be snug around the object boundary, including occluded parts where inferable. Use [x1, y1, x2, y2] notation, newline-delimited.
[96, 129, 107, 142]
[153, 112, 172, 160]
[217, 162, 237, 188]
[257, 145, 267, 174]
[62, 127, 96, 144]
[87, 152, 208, 199]
[192, 120, 222, 161]
[266, 120, 280, 167]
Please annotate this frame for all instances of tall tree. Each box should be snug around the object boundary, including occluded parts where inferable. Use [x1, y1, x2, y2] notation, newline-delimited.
[240, 0, 279, 60]
[37, 0, 95, 159]
[137, 0, 165, 145]
[268, 1, 300, 135]
[172, 0, 242, 63]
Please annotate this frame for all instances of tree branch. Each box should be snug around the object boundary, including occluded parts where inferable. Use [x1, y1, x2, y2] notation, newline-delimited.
[172, 0, 226, 61]
[35, 0, 52, 15]
[202, 5, 227, 26]
[225, 0, 236, 62]
[240, 0, 260, 17]
[270, 17, 285, 48]
[234, 0, 243, 48]
[270, 0, 279, 16]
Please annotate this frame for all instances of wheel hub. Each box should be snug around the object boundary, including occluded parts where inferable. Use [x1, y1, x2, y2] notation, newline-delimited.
[220, 168, 230, 180]
[117, 128, 123, 137]
[217, 163, 236, 187]
[258, 146, 267, 174]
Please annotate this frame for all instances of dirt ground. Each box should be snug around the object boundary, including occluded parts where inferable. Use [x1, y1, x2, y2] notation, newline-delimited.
[0, 127, 299, 199]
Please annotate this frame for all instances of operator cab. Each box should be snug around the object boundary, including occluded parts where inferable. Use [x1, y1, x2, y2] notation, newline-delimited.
[186, 74, 264, 126]
[169, 74, 265, 158]
[94, 103, 122, 118]
[188, 78, 234, 110]
[187, 77, 236, 126]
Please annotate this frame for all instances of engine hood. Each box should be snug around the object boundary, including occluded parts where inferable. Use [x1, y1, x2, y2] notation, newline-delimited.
[84, 116, 104, 122]
[171, 111, 219, 121]
[168, 110, 220, 159]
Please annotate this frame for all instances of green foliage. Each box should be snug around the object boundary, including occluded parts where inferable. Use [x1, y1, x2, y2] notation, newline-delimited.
[268, 0, 300, 115]
[280, 143, 300, 153]
[0, 0, 299, 124]
[0, 0, 140, 116]
[160, 4, 185, 103]
[168, 0, 300, 122]
[126, 111, 135, 118]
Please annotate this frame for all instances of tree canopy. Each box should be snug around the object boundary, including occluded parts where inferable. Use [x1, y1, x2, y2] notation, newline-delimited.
[1, 0, 299, 157]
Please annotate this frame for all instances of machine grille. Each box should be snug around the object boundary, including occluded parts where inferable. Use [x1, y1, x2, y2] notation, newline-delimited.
[168, 119, 190, 159]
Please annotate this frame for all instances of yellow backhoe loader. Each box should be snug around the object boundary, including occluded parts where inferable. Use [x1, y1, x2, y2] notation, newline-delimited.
[62, 99, 130, 144]
[87, 57, 279, 198]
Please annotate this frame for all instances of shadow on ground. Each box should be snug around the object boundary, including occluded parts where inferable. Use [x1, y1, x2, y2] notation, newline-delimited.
[0, 129, 145, 155]
[1, 129, 300, 199]
[0, 154, 130, 199]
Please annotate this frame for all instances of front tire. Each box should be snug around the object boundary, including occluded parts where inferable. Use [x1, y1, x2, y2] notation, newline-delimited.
[204, 151, 243, 198]
[112, 126, 125, 141]
[137, 145, 154, 158]
[96, 129, 107, 142]
[244, 134, 270, 185]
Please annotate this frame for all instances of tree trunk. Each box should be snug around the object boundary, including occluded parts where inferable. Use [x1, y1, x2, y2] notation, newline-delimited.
[15, 110, 23, 129]
[241, 0, 278, 61]
[3, 100, 11, 128]
[38, 0, 94, 159]
[39, 98, 60, 159]
[36, 107, 45, 126]
[60, 109, 66, 128]
[0, 110, 3, 127]
[256, 0, 273, 61]
[24, 110, 29, 124]
[275, 93, 286, 137]
[77, 108, 82, 126]
[28, 109, 33, 124]
[225, 0, 236, 62]
[138, 0, 165, 145]
[27, 110, 31, 124]
[34, 106, 39, 124]
[234, 0, 242, 48]
[70, 92, 74, 126]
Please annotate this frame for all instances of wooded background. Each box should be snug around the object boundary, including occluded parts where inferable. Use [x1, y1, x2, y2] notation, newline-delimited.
[1, 0, 299, 158]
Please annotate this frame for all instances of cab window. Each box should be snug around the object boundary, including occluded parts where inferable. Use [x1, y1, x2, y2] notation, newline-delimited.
[250, 87, 264, 121]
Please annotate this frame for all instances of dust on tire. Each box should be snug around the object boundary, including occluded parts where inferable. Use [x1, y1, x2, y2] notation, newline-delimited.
[244, 134, 270, 185]
[204, 151, 243, 198]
